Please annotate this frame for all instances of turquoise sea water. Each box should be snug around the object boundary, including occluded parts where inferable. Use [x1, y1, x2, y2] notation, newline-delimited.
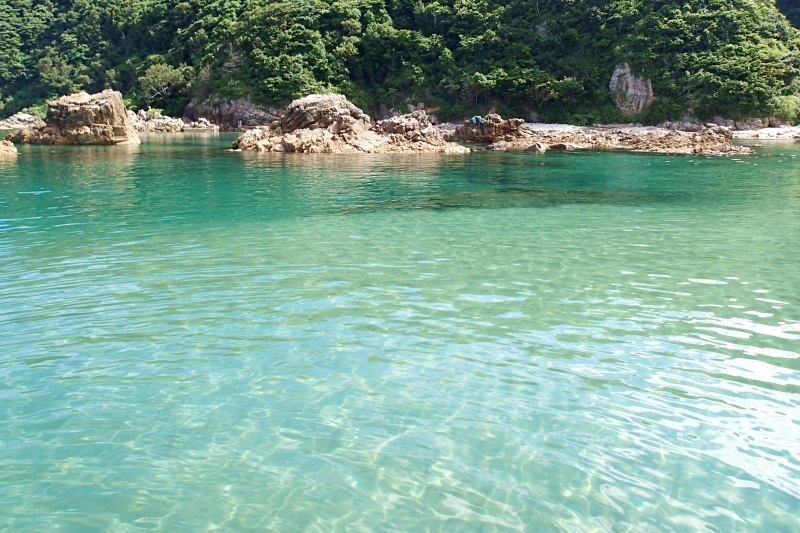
[1, 133, 798, 531]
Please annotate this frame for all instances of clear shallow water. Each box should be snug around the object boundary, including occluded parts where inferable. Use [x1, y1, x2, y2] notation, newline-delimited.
[1, 134, 799, 531]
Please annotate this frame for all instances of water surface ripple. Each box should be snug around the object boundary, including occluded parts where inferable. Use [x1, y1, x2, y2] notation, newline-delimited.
[0, 137, 798, 531]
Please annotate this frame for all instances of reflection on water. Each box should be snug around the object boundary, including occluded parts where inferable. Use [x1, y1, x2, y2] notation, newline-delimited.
[0, 137, 799, 531]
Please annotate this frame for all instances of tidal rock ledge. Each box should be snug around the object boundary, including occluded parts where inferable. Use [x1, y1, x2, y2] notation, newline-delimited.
[446, 113, 752, 155]
[509, 124, 753, 155]
[232, 94, 469, 154]
[6, 90, 140, 145]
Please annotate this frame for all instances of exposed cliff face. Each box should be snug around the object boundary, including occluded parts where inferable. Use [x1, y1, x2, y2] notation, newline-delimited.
[609, 64, 655, 114]
[232, 94, 469, 154]
[184, 98, 278, 131]
[6, 90, 140, 145]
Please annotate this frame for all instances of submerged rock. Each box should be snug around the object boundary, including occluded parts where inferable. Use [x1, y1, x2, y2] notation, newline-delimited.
[340, 186, 655, 214]
[232, 94, 469, 154]
[0, 139, 18, 159]
[6, 90, 139, 145]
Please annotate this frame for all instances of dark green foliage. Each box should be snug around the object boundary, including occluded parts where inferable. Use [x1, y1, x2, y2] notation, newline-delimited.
[1, 0, 799, 123]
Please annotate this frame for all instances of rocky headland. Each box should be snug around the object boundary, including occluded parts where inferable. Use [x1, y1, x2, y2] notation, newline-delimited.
[0, 139, 18, 159]
[6, 90, 140, 145]
[232, 94, 469, 154]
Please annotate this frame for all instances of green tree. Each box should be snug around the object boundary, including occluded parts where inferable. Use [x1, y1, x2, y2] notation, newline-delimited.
[139, 61, 190, 106]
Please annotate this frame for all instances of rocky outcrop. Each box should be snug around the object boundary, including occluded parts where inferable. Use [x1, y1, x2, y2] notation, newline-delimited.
[711, 117, 736, 128]
[447, 113, 530, 143]
[0, 112, 45, 130]
[659, 116, 704, 132]
[184, 98, 278, 130]
[127, 110, 183, 132]
[6, 90, 139, 145]
[232, 94, 469, 154]
[609, 64, 655, 114]
[280, 94, 371, 133]
[127, 110, 219, 132]
[525, 142, 548, 153]
[0, 140, 18, 159]
[735, 117, 768, 130]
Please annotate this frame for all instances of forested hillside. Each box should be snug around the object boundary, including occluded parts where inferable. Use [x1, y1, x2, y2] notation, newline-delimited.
[1, 0, 799, 124]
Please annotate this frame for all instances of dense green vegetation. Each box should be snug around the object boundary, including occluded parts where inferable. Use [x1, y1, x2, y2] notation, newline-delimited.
[1, 0, 799, 123]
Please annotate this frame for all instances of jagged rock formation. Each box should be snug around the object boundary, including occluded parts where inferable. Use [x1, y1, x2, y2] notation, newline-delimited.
[232, 94, 469, 154]
[6, 90, 139, 145]
[447, 114, 529, 143]
[609, 64, 655, 114]
[0, 140, 18, 159]
[279, 94, 371, 133]
[0, 112, 45, 130]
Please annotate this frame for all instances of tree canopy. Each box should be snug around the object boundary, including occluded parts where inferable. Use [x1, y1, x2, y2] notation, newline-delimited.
[1, 0, 799, 123]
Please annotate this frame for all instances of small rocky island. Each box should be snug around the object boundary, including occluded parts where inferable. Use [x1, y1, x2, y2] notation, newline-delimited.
[6, 90, 140, 145]
[232, 94, 470, 154]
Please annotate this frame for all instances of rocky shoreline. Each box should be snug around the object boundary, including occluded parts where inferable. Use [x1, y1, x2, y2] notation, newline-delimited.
[442, 116, 754, 155]
[126, 109, 219, 133]
[231, 96, 758, 156]
[731, 125, 800, 141]
[3, 91, 798, 154]
[231, 94, 469, 154]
